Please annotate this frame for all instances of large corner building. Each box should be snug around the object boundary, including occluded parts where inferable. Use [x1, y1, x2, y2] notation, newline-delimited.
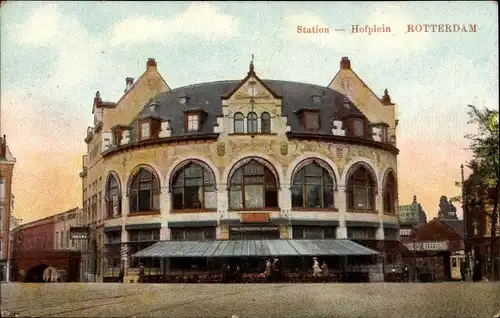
[80, 57, 401, 282]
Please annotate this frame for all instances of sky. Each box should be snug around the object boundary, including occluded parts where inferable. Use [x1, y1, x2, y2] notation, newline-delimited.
[0, 1, 498, 224]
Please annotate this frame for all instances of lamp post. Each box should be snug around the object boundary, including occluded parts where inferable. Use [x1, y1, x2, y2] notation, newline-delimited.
[461, 164, 472, 281]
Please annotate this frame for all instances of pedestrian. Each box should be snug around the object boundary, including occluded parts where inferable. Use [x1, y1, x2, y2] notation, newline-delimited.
[265, 258, 272, 282]
[312, 257, 321, 278]
[321, 261, 329, 278]
[118, 267, 124, 283]
[460, 261, 466, 281]
[403, 264, 409, 282]
[137, 264, 145, 283]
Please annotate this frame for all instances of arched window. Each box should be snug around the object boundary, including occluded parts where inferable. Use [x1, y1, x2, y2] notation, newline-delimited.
[172, 163, 216, 210]
[128, 168, 160, 214]
[383, 171, 396, 214]
[346, 165, 376, 211]
[234, 113, 244, 133]
[261, 112, 271, 133]
[247, 112, 258, 133]
[229, 160, 278, 210]
[105, 173, 121, 218]
[291, 163, 334, 209]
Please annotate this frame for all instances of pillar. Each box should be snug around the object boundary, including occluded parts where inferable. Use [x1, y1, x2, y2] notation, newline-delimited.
[336, 185, 348, 239]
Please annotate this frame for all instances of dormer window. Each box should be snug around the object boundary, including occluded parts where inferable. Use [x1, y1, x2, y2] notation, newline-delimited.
[380, 126, 388, 142]
[140, 121, 150, 140]
[183, 109, 203, 133]
[352, 119, 364, 137]
[304, 111, 320, 131]
[342, 97, 351, 109]
[179, 96, 188, 104]
[312, 95, 321, 104]
[187, 114, 199, 131]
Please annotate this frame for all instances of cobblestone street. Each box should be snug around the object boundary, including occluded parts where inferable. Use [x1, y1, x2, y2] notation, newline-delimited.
[1, 282, 500, 318]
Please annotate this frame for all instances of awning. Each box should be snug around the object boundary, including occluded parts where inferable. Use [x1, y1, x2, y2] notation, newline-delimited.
[132, 239, 378, 258]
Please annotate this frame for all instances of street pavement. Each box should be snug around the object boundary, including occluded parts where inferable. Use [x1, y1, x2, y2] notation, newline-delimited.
[1, 282, 500, 318]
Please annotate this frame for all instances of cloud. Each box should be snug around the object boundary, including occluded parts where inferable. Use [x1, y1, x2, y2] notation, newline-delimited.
[285, 5, 431, 54]
[109, 2, 239, 46]
[11, 3, 105, 94]
[16, 3, 60, 45]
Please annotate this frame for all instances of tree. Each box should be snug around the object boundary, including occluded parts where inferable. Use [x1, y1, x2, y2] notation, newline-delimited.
[462, 105, 499, 280]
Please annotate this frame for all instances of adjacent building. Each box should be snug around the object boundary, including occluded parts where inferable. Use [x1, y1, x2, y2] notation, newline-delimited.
[80, 56, 401, 282]
[10, 208, 82, 282]
[399, 195, 427, 243]
[0, 135, 16, 281]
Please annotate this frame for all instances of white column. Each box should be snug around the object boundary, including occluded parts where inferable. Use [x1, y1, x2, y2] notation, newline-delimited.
[336, 186, 348, 239]
[161, 185, 170, 240]
[376, 221, 384, 240]
[121, 228, 129, 275]
[243, 117, 248, 133]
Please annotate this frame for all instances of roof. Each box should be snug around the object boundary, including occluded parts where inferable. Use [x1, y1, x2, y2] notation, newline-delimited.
[133, 239, 378, 258]
[441, 220, 465, 239]
[132, 80, 365, 139]
[353, 239, 412, 257]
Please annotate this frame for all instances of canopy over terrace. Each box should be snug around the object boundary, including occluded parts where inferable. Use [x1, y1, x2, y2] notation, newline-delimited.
[132, 239, 378, 258]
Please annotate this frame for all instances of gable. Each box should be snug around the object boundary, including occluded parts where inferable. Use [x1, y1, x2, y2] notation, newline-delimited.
[328, 57, 396, 130]
[222, 62, 281, 101]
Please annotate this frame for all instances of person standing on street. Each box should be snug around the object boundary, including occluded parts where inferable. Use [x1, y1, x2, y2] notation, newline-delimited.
[312, 257, 322, 278]
[137, 264, 146, 283]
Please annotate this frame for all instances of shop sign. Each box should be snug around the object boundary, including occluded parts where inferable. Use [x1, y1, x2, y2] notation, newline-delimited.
[70, 227, 89, 240]
[231, 226, 278, 232]
[404, 241, 449, 252]
[240, 212, 270, 223]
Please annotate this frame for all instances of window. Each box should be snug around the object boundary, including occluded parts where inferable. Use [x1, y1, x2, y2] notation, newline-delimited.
[229, 159, 278, 210]
[186, 114, 200, 132]
[56, 232, 59, 249]
[291, 162, 335, 209]
[399, 228, 412, 236]
[128, 168, 160, 214]
[383, 172, 396, 214]
[106, 174, 121, 219]
[106, 231, 121, 244]
[113, 129, 122, 146]
[129, 229, 160, 242]
[140, 122, 150, 140]
[353, 119, 364, 137]
[128, 229, 160, 268]
[247, 112, 258, 133]
[261, 112, 271, 133]
[292, 226, 336, 239]
[234, 113, 244, 133]
[346, 165, 375, 211]
[380, 126, 388, 142]
[60, 230, 64, 248]
[384, 228, 399, 240]
[170, 227, 216, 241]
[172, 163, 216, 210]
[347, 227, 376, 240]
[304, 112, 319, 131]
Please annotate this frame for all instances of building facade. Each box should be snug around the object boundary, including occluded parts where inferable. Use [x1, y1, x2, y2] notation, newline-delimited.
[399, 195, 427, 243]
[81, 57, 401, 282]
[0, 135, 16, 281]
[10, 209, 82, 282]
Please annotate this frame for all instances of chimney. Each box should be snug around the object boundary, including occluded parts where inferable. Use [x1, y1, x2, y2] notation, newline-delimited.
[340, 57, 351, 70]
[413, 195, 417, 202]
[124, 77, 134, 93]
[381, 88, 394, 105]
[147, 58, 157, 71]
